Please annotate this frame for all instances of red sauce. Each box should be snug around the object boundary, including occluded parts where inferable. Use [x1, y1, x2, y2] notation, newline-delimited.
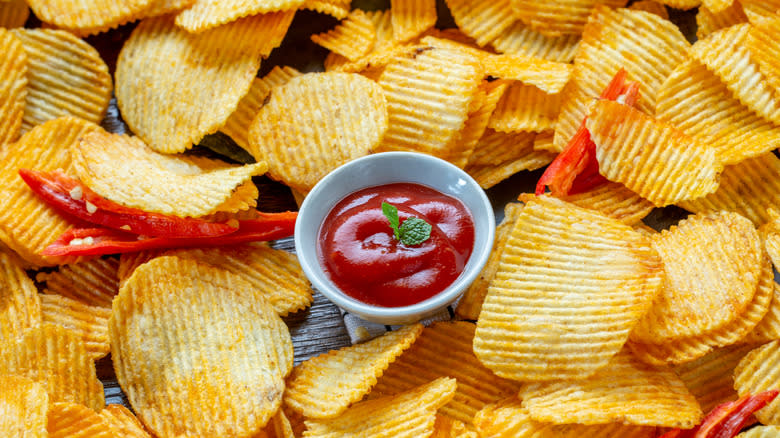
[317, 183, 475, 307]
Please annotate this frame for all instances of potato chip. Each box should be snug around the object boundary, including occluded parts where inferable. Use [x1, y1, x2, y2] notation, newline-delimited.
[117, 251, 158, 288]
[466, 152, 554, 189]
[629, 0, 669, 19]
[221, 78, 273, 151]
[111, 255, 292, 437]
[532, 130, 555, 152]
[282, 404, 307, 438]
[249, 72, 386, 193]
[738, 426, 780, 437]
[690, 24, 780, 125]
[474, 196, 663, 381]
[490, 20, 580, 62]
[519, 349, 702, 428]
[301, 0, 350, 19]
[705, 0, 736, 13]
[25, 0, 152, 36]
[510, 0, 629, 37]
[304, 377, 456, 438]
[0, 324, 104, 410]
[696, 1, 748, 39]
[37, 257, 119, 308]
[145, 0, 195, 17]
[554, 6, 689, 151]
[473, 396, 657, 438]
[587, 100, 722, 206]
[99, 404, 151, 437]
[72, 131, 265, 217]
[748, 16, 780, 96]
[391, 0, 436, 43]
[116, 14, 291, 154]
[657, 0, 700, 8]
[47, 402, 117, 438]
[0, 375, 47, 438]
[0, 251, 39, 343]
[285, 324, 422, 419]
[745, 282, 780, 343]
[741, 0, 780, 25]
[733, 340, 780, 425]
[556, 182, 654, 225]
[482, 55, 572, 95]
[466, 128, 533, 166]
[0, 0, 29, 28]
[673, 343, 758, 413]
[311, 10, 376, 61]
[656, 59, 780, 166]
[488, 82, 561, 133]
[0, 117, 99, 267]
[369, 322, 522, 425]
[262, 65, 303, 88]
[431, 416, 476, 438]
[175, 1, 303, 33]
[444, 0, 516, 47]
[40, 294, 110, 360]
[254, 408, 294, 438]
[456, 203, 523, 320]
[631, 211, 762, 344]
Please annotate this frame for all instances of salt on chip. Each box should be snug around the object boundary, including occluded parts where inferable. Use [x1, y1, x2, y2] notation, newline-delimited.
[0, 251, 40, 343]
[40, 294, 110, 360]
[0, 117, 99, 267]
[696, 1, 748, 39]
[11, 29, 112, 133]
[301, 0, 350, 19]
[587, 100, 722, 206]
[0, 29, 26, 146]
[0, 375, 47, 438]
[629, 0, 669, 19]
[519, 349, 702, 428]
[311, 10, 376, 62]
[304, 377, 456, 438]
[47, 402, 117, 438]
[510, 0, 629, 37]
[369, 321, 523, 425]
[391, 0, 436, 43]
[554, 6, 689, 151]
[557, 182, 654, 226]
[175, 1, 303, 33]
[25, 0, 151, 36]
[733, 340, 780, 425]
[481, 55, 572, 94]
[111, 255, 293, 437]
[748, 16, 780, 95]
[0, 324, 104, 410]
[488, 82, 561, 133]
[99, 404, 151, 437]
[284, 324, 422, 419]
[0, 0, 29, 28]
[72, 131, 266, 217]
[249, 72, 387, 194]
[116, 14, 291, 154]
[444, 0, 516, 47]
[473, 195, 664, 381]
[37, 257, 120, 308]
[490, 20, 580, 62]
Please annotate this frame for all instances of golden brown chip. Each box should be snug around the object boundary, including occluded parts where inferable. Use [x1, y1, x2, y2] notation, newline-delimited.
[26, 0, 152, 35]
[519, 349, 702, 428]
[0, 251, 40, 343]
[99, 405, 151, 437]
[468, 128, 535, 166]
[588, 100, 722, 206]
[490, 20, 580, 62]
[733, 340, 780, 425]
[748, 16, 780, 95]
[738, 426, 780, 437]
[557, 182, 654, 226]
[554, 6, 689, 151]
[145, 0, 195, 16]
[473, 195, 664, 381]
[444, 0, 516, 46]
[481, 54, 572, 94]
[0, 324, 104, 410]
[37, 257, 120, 308]
[466, 153, 554, 189]
[741, 0, 780, 24]
[532, 130, 555, 152]
[0, 29, 27, 144]
[262, 65, 303, 88]
[111, 255, 293, 437]
[304, 377, 457, 438]
[0, 0, 29, 28]
[745, 281, 780, 343]
[447, 80, 508, 168]
[657, 0, 700, 8]
[175, 1, 302, 33]
[0, 375, 47, 438]
[629, 0, 669, 19]
[254, 408, 294, 438]
[249, 72, 386, 193]
[369, 321, 522, 425]
[221, 77, 273, 150]
[488, 82, 561, 133]
[301, 0, 350, 19]
[510, 0, 629, 37]
[40, 294, 110, 360]
[285, 324, 422, 419]
[391, 0, 436, 42]
[696, 1, 748, 39]
[47, 402, 117, 438]
[116, 14, 292, 154]
[431, 416, 476, 438]
[311, 10, 376, 61]
[72, 131, 265, 217]
[0, 117, 99, 266]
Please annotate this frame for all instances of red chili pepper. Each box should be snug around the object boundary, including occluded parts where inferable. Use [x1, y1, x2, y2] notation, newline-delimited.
[535, 68, 640, 196]
[41, 211, 297, 257]
[659, 390, 779, 438]
[19, 168, 237, 238]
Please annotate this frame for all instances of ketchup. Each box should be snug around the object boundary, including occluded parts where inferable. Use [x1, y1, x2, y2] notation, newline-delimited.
[318, 183, 475, 307]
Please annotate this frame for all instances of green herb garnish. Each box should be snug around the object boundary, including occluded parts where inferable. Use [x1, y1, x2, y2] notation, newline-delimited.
[381, 202, 432, 246]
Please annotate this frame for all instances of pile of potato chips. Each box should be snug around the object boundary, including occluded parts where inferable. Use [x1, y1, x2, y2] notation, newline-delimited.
[2, 0, 780, 436]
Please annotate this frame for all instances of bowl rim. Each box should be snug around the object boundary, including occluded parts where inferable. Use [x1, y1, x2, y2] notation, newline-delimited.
[294, 151, 495, 323]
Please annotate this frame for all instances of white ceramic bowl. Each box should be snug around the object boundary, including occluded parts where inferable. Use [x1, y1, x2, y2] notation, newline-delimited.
[295, 152, 495, 325]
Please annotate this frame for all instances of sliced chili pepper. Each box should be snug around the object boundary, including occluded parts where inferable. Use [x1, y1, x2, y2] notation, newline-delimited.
[41, 211, 297, 257]
[19, 168, 237, 238]
[659, 390, 779, 438]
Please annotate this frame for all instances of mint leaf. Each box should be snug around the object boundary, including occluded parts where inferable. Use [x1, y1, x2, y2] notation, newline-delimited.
[382, 202, 400, 240]
[399, 217, 432, 246]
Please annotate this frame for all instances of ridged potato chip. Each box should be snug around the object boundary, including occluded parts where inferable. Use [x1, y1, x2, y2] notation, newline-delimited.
[490, 20, 580, 62]
[748, 16, 780, 95]
[0, 29, 25, 146]
[557, 182, 654, 225]
[301, 0, 350, 19]
[175, 1, 302, 33]
[481, 55, 572, 94]
[0, 324, 104, 410]
[447, 80, 508, 168]
[72, 131, 265, 217]
[250, 72, 386, 193]
[0, 251, 40, 343]
[473, 396, 656, 438]
[111, 255, 292, 437]
[0, 375, 47, 438]
[657, 0, 700, 8]
[145, 0, 195, 16]
[696, 1, 748, 39]
[488, 82, 561, 133]
[738, 426, 780, 437]
[47, 402, 117, 437]
[466, 152, 554, 189]
[631, 211, 762, 343]
[99, 404, 151, 437]
[262, 65, 302, 88]
[629, 0, 669, 19]
[370, 321, 522, 425]
[304, 377, 456, 438]
[431, 416, 476, 438]
[444, 0, 516, 46]
[0, 0, 29, 28]
[468, 129, 536, 167]
[40, 294, 110, 360]
[25, 0, 152, 36]
[745, 281, 780, 343]
[554, 6, 689, 151]
[252, 408, 294, 438]
[510, 0, 629, 37]
[0, 117, 99, 266]
[588, 100, 722, 206]
[285, 324, 422, 419]
[221, 77, 272, 151]
[519, 349, 702, 428]
[37, 257, 119, 308]
[741, 0, 780, 24]
[116, 14, 290, 154]
[311, 10, 376, 61]
[733, 340, 780, 425]
[391, 0, 436, 42]
[474, 196, 664, 381]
